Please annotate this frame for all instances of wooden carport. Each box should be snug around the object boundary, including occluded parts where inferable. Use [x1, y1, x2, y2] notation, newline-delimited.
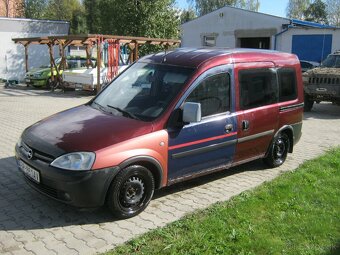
[12, 34, 180, 92]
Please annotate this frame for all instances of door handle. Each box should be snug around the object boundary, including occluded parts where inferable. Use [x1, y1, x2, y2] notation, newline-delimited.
[242, 120, 249, 131]
[225, 124, 233, 133]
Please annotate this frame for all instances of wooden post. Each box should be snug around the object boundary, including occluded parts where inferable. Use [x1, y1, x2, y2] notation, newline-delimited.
[128, 43, 135, 64]
[48, 42, 62, 90]
[86, 45, 93, 68]
[58, 44, 64, 70]
[24, 44, 29, 73]
[133, 42, 138, 61]
[96, 38, 102, 93]
[48, 44, 54, 82]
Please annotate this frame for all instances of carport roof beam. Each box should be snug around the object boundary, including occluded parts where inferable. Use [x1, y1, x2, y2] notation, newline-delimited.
[12, 34, 181, 47]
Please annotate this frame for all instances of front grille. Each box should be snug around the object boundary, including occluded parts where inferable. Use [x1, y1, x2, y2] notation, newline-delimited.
[20, 142, 54, 163]
[308, 77, 340, 85]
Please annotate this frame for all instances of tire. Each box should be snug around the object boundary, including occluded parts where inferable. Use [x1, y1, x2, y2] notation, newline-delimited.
[107, 165, 154, 219]
[263, 132, 290, 168]
[46, 78, 52, 90]
[304, 94, 314, 112]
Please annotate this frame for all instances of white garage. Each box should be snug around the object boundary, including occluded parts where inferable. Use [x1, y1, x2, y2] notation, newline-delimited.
[181, 6, 340, 63]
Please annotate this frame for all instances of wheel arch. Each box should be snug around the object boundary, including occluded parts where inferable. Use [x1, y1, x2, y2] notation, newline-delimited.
[118, 156, 164, 190]
[274, 125, 294, 153]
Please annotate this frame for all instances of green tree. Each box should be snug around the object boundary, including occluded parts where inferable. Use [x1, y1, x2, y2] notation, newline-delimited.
[286, 0, 311, 19]
[188, 0, 260, 16]
[23, 0, 48, 19]
[303, 0, 328, 23]
[92, 0, 179, 37]
[87, 0, 180, 55]
[43, 0, 86, 33]
[326, 0, 340, 26]
[84, 0, 101, 33]
[180, 8, 197, 24]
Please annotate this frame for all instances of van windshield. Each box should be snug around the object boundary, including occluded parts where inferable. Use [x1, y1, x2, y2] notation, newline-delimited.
[92, 62, 194, 121]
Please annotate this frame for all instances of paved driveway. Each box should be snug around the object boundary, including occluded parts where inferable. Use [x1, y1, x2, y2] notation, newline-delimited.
[0, 84, 339, 255]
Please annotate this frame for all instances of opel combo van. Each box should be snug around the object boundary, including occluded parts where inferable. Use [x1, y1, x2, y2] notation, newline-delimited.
[15, 48, 303, 218]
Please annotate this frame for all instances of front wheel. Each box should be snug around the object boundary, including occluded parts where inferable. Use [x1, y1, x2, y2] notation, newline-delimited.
[107, 165, 154, 219]
[263, 132, 290, 168]
[46, 78, 52, 90]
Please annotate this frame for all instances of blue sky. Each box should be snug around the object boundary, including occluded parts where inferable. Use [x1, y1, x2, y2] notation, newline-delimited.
[175, 0, 289, 18]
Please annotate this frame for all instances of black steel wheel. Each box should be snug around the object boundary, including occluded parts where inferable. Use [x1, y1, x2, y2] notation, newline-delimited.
[107, 165, 154, 218]
[263, 132, 290, 168]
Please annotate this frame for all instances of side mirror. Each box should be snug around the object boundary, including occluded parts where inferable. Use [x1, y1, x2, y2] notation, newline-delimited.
[183, 102, 202, 123]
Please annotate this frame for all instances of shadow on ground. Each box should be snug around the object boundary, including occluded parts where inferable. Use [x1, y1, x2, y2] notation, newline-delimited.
[0, 155, 266, 231]
[326, 243, 340, 255]
[303, 102, 340, 120]
[1, 83, 96, 99]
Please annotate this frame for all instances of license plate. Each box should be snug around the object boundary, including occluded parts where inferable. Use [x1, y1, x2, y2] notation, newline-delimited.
[18, 160, 40, 183]
[25, 79, 30, 82]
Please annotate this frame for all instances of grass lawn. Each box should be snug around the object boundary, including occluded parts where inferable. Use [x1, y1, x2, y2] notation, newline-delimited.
[107, 148, 340, 255]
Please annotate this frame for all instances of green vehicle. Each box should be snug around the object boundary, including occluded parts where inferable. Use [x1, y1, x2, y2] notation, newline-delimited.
[25, 56, 95, 88]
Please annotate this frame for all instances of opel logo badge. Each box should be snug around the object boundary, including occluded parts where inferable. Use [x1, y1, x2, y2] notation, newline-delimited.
[27, 149, 33, 160]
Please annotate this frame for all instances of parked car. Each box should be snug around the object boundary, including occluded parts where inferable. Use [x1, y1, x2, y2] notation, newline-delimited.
[15, 48, 303, 218]
[25, 56, 96, 88]
[300, 60, 320, 72]
[303, 50, 340, 111]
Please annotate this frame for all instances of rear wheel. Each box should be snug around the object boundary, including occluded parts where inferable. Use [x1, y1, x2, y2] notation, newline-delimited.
[107, 165, 154, 219]
[304, 94, 314, 112]
[263, 132, 290, 168]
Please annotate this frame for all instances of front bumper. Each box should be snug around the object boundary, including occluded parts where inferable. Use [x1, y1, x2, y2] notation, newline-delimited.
[304, 83, 340, 102]
[15, 144, 119, 208]
[25, 78, 47, 87]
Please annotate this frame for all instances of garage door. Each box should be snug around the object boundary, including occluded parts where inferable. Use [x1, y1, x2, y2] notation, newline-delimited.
[292, 34, 332, 62]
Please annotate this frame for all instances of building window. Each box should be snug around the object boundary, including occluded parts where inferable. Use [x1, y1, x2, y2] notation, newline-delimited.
[203, 35, 217, 47]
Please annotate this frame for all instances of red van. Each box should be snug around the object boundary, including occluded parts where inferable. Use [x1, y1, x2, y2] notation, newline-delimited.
[15, 48, 303, 218]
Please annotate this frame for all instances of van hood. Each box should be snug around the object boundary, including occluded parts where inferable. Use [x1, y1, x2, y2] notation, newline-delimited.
[22, 105, 154, 158]
[303, 67, 340, 77]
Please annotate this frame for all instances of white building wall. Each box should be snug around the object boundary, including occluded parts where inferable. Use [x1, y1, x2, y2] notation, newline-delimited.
[0, 17, 69, 81]
[276, 27, 340, 54]
[181, 6, 290, 48]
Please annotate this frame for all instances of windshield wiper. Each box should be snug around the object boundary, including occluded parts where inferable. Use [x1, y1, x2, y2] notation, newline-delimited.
[107, 105, 140, 120]
[92, 101, 108, 113]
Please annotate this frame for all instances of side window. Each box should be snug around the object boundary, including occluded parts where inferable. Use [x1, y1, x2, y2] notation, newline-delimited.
[278, 68, 297, 102]
[186, 73, 230, 117]
[239, 68, 277, 110]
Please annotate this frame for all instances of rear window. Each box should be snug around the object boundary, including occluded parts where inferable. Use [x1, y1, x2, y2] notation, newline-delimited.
[239, 68, 278, 110]
[278, 68, 297, 102]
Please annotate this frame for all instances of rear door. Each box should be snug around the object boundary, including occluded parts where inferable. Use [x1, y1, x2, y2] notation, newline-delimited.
[167, 65, 237, 182]
[233, 62, 279, 164]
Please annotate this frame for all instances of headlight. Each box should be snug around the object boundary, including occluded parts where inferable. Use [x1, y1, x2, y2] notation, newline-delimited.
[51, 152, 95, 171]
[302, 76, 309, 83]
